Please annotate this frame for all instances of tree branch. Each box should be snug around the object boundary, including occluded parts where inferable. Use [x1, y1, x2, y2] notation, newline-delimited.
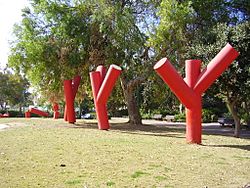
[127, 76, 146, 91]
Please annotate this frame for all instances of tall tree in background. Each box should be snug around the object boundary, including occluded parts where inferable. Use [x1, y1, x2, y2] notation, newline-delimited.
[143, 0, 194, 117]
[148, 0, 192, 63]
[185, 0, 249, 137]
[88, 0, 150, 125]
[9, 0, 91, 104]
[187, 22, 250, 137]
[0, 71, 31, 111]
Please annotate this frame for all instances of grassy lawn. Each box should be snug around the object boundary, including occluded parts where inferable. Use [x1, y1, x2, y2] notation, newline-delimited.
[0, 118, 249, 188]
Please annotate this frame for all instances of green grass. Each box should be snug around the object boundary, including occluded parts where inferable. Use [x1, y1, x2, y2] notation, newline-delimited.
[0, 118, 249, 187]
[106, 180, 115, 186]
[65, 179, 82, 185]
[131, 171, 149, 178]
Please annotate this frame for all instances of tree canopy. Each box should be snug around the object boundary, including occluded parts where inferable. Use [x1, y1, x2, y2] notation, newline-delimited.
[0, 71, 30, 111]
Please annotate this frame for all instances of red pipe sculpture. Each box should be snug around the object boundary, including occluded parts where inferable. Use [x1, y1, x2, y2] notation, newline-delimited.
[29, 108, 49, 117]
[53, 103, 60, 119]
[63, 76, 81, 124]
[90, 65, 122, 130]
[25, 111, 31, 118]
[154, 43, 239, 144]
[64, 80, 75, 123]
[0, 113, 9, 118]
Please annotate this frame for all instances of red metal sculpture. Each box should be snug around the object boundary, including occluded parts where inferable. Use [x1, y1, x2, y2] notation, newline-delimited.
[53, 103, 60, 119]
[90, 64, 122, 130]
[25, 111, 31, 118]
[63, 75, 81, 124]
[0, 113, 9, 118]
[154, 43, 239, 144]
[25, 107, 49, 117]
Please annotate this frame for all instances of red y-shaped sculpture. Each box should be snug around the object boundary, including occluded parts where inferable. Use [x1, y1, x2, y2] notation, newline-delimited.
[64, 75, 81, 124]
[154, 43, 239, 144]
[90, 65, 122, 130]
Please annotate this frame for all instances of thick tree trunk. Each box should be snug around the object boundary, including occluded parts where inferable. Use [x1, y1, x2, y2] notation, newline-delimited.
[125, 89, 142, 125]
[120, 76, 142, 125]
[226, 100, 241, 138]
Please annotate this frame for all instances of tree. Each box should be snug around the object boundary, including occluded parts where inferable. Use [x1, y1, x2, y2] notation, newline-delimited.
[0, 71, 31, 111]
[0, 72, 11, 110]
[143, 0, 195, 119]
[87, 0, 149, 125]
[148, 0, 193, 63]
[186, 22, 250, 137]
[8, 0, 153, 125]
[180, 0, 250, 137]
[9, 0, 90, 104]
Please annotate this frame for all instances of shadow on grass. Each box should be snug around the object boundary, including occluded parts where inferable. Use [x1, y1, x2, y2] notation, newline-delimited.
[202, 124, 250, 139]
[72, 121, 250, 151]
[203, 144, 250, 152]
[73, 121, 186, 139]
[73, 121, 250, 138]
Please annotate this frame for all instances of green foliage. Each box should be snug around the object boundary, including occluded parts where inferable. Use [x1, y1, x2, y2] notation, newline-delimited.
[107, 82, 127, 117]
[140, 79, 179, 116]
[140, 112, 152, 120]
[148, 0, 192, 61]
[9, 0, 91, 103]
[186, 21, 250, 123]
[80, 97, 94, 114]
[0, 72, 31, 110]
[202, 92, 228, 117]
[174, 113, 186, 122]
[202, 109, 218, 123]
[241, 112, 250, 125]
[223, 112, 234, 119]
[0, 110, 24, 117]
[8, 0, 148, 110]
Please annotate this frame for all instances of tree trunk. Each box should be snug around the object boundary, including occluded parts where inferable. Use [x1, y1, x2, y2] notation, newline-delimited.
[120, 76, 142, 125]
[4, 102, 7, 111]
[179, 104, 183, 114]
[125, 88, 142, 125]
[19, 104, 23, 113]
[226, 100, 241, 138]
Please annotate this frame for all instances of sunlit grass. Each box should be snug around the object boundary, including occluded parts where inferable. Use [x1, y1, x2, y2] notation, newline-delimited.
[0, 118, 249, 187]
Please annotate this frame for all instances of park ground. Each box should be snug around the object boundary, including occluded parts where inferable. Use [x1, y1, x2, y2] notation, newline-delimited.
[0, 118, 249, 188]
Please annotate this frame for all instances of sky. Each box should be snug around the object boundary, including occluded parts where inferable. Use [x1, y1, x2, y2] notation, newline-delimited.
[0, 0, 29, 70]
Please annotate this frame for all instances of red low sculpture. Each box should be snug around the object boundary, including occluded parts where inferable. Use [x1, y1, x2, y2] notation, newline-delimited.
[28, 107, 49, 117]
[0, 113, 9, 118]
[63, 75, 81, 124]
[53, 103, 60, 119]
[90, 64, 122, 130]
[154, 43, 239, 144]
